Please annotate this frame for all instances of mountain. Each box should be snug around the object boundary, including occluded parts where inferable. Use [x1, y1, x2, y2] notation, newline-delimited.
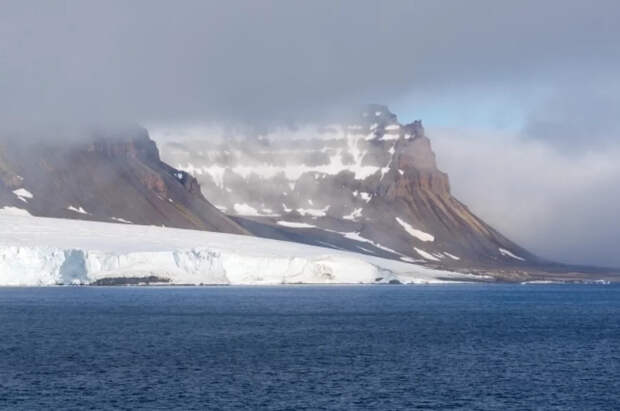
[0, 127, 247, 235]
[156, 105, 552, 279]
[0, 110, 615, 282]
[154, 105, 528, 269]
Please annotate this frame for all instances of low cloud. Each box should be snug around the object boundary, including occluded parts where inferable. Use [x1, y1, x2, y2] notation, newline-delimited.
[432, 127, 620, 267]
[1, 0, 619, 129]
[524, 82, 620, 151]
[428, 80, 620, 267]
[1, 1, 619, 266]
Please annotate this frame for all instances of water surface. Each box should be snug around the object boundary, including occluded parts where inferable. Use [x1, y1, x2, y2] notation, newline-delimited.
[1, 285, 619, 410]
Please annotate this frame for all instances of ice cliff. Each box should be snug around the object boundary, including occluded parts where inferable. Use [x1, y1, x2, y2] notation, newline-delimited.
[0, 215, 472, 286]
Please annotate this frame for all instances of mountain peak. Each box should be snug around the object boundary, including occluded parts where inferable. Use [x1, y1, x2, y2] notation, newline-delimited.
[0, 129, 248, 234]
[158, 107, 539, 275]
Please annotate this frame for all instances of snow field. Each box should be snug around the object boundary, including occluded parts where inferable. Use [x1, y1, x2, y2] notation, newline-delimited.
[0, 215, 473, 286]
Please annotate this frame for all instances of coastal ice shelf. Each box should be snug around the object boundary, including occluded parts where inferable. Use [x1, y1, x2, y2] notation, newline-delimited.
[0, 215, 483, 286]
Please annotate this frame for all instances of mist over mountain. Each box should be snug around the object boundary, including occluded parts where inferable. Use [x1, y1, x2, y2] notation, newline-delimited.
[1, 0, 618, 128]
[0, 0, 619, 266]
[0, 128, 247, 234]
[3, 5, 620, 411]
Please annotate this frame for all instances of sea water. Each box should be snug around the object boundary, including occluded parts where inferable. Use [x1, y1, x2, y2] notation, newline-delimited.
[1, 284, 619, 410]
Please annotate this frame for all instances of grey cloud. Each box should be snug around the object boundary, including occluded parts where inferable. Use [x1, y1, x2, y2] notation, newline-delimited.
[432, 128, 620, 268]
[524, 81, 620, 150]
[1, 0, 619, 128]
[1, 0, 620, 267]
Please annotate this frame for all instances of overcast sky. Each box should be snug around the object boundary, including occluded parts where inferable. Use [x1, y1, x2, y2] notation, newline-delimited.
[1, 0, 619, 266]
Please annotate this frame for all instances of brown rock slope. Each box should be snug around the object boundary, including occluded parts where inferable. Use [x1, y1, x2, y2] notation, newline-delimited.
[364, 120, 538, 268]
[0, 127, 248, 235]
[157, 105, 618, 280]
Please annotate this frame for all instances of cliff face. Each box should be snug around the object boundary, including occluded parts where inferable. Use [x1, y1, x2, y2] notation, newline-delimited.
[0, 112, 611, 280]
[158, 106, 538, 270]
[0, 128, 248, 235]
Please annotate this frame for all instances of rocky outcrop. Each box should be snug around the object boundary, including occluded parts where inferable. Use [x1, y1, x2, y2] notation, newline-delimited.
[0, 127, 248, 235]
[158, 106, 539, 271]
[0, 110, 613, 279]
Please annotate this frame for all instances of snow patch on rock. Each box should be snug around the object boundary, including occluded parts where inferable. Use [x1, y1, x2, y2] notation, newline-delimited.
[414, 247, 441, 261]
[13, 188, 33, 202]
[343, 208, 363, 221]
[395, 218, 434, 242]
[277, 221, 317, 228]
[111, 217, 133, 224]
[233, 203, 260, 216]
[297, 206, 329, 218]
[0, 207, 31, 216]
[499, 248, 525, 261]
[67, 206, 89, 215]
[359, 192, 372, 202]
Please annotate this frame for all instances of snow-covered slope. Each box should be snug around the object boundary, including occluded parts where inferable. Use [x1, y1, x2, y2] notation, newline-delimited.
[0, 215, 478, 286]
[155, 105, 537, 269]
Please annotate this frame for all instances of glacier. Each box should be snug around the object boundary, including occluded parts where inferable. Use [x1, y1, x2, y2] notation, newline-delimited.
[0, 215, 479, 286]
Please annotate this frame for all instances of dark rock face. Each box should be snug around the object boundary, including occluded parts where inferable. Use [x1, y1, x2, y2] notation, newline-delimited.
[157, 106, 539, 272]
[0, 127, 248, 235]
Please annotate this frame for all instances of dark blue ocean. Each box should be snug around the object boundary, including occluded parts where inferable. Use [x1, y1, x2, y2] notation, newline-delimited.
[1, 285, 619, 410]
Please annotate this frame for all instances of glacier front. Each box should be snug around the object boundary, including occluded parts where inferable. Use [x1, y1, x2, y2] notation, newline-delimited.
[0, 215, 478, 286]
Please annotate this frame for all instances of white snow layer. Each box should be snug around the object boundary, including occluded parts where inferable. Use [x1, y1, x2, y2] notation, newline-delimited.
[414, 247, 441, 261]
[67, 206, 89, 215]
[296, 206, 329, 217]
[0, 207, 31, 216]
[13, 188, 33, 202]
[233, 203, 260, 216]
[233, 203, 279, 217]
[276, 221, 317, 228]
[175, 131, 386, 188]
[343, 208, 363, 221]
[111, 217, 133, 224]
[395, 217, 435, 242]
[0, 216, 474, 286]
[499, 248, 526, 261]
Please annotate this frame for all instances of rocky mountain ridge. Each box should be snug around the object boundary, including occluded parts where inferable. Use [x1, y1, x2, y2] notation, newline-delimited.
[1, 109, 616, 282]
[157, 105, 542, 276]
[0, 127, 247, 235]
